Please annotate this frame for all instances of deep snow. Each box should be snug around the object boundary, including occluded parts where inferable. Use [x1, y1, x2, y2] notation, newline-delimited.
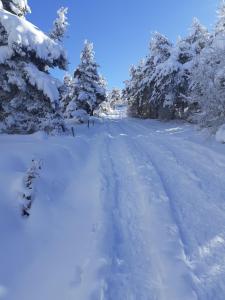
[0, 118, 225, 300]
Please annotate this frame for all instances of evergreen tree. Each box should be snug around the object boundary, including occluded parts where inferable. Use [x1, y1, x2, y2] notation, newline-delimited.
[69, 40, 106, 116]
[191, 1, 225, 129]
[125, 21, 209, 121]
[0, 0, 31, 17]
[124, 61, 146, 117]
[147, 32, 174, 119]
[126, 33, 173, 119]
[215, 0, 225, 36]
[153, 20, 208, 120]
[108, 88, 122, 109]
[60, 73, 74, 116]
[0, 1, 67, 133]
[50, 7, 68, 42]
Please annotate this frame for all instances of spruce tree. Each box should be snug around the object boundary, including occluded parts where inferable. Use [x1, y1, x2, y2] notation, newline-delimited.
[1, 0, 31, 17]
[191, 1, 225, 129]
[124, 61, 146, 117]
[50, 7, 68, 43]
[60, 74, 74, 116]
[108, 88, 122, 109]
[0, 0, 67, 133]
[67, 40, 106, 117]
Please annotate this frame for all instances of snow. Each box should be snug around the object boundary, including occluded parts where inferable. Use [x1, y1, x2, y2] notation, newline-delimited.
[0, 46, 13, 63]
[1, 118, 225, 299]
[0, 8, 66, 64]
[8, 0, 31, 16]
[24, 64, 61, 104]
[216, 124, 225, 143]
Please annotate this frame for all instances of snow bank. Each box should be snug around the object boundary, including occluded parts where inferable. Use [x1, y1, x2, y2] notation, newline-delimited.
[0, 124, 106, 300]
[216, 124, 225, 143]
[0, 9, 66, 65]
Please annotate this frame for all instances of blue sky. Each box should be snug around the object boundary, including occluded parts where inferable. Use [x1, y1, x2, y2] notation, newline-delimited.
[28, 0, 218, 89]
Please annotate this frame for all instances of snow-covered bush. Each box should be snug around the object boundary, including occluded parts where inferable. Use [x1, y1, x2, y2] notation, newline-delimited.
[0, 1, 68, 134]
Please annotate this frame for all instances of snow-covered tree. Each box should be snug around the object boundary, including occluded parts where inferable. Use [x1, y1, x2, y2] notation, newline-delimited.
[65, 40, 106, 117]
[50, 7, 68, 42]
[215, 0, 225, 36]
[191, 2, 225, 129]
[152, 20, 208, 120]
[150, 32, 172, 65]
[124, 60, 147, 117]
[125, 20, 209, 121]
[95, 87, 122, 117]
[60, 73, 74, 115]
[125, 33, 173, 119]
[0, 0, 31, 17]
[107, 88, 122, 109]
[0, 1, 67, 133]
[147, 32, 175, 119]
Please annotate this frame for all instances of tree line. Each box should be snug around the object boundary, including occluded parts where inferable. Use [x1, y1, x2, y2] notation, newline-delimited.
[123, 1, 225, 131]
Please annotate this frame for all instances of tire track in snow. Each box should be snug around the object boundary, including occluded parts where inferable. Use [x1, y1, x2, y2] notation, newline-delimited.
[122, 120, 225, 300]
[100, 120, 197, 300]
[99, 121, 156, 300]
[118, 121, 198, 299]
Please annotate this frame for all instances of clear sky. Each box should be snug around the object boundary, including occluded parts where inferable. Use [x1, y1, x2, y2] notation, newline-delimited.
[28, 0, 218, 89]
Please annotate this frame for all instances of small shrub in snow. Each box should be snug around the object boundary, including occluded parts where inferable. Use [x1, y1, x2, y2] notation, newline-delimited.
[21, 159, 42, 217]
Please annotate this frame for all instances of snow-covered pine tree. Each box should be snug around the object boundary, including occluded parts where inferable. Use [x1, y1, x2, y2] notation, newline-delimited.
[60, 73, 74, 116]
[151, 20, 209, 120]
[124, 60, 146, 117]
[125, 23, 209, 121]
[147, 32, 175, 119]
[71, 40, 107, 116]
[215, 0, 225, 36]
[137, 54, 157, 118]
[191, 1, 225, 129]
[0, 0, 31, 17]
[125, 32, 175, 119]
[176, 18, 209, 119]
[107, 88, 122, 109]
[0, 1, 67, 133]
[50, 7, 68, 42]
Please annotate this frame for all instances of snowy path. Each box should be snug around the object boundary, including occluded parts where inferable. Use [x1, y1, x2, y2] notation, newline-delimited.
[100, 121, 197, 300]
[1, 119, 225, 299]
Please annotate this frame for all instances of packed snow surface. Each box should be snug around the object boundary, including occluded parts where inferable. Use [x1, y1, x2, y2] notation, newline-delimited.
[0, 118, 225, 300]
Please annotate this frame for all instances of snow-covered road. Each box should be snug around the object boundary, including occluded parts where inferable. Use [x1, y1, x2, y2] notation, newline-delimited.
[1, 119, 225, 300]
